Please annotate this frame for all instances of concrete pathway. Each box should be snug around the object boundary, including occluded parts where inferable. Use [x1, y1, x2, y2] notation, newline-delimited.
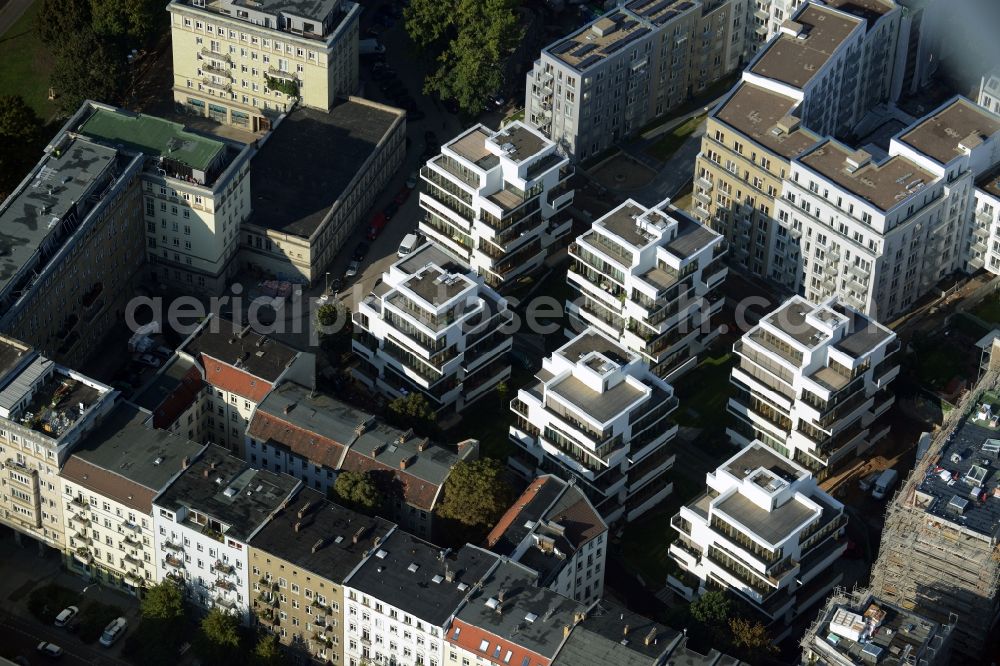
[0, 0, 32, 40]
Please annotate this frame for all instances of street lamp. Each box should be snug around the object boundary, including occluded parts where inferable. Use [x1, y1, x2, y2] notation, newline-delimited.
[325, 272, 330, 294]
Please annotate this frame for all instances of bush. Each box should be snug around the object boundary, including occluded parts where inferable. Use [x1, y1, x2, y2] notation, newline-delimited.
[77, 601, 123, 644]
[27, 584, 78, 624]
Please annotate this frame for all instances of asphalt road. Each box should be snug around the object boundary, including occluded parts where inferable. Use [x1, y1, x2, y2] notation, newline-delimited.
[0, 0, 31, 39]
[0, 612, 131, 666]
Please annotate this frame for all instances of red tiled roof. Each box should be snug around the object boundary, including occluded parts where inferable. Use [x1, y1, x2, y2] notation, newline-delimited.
[486, 476, 549, 548]
[339, 449, 443, 511]
[202, 355, 275, 402]
[152, 364, 204, 430]
[447, 618, 552, 666]
[247, 410, 347, 469]
[61, 457, 157, 514]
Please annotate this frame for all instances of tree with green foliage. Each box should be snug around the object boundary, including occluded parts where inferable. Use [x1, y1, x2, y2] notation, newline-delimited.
[436, 458, 513, 533]
[38, 0, 92, 47]
[496, 380, 508, 406]
[388, 392, 437, 433]
[51, 29, 126, 114]
[727, 616, 777, 661]
[0, 96, 43, 199]
[333, 470, 384, 512]
[405, 0, 523, 115]
[690, 590, 731, 626]
[140, 581, 184, 622]
[195, 608, 241, 665]
[90, 0, 161, 43]
[0, 96, 41, 141]
[252, 632, 283, 666]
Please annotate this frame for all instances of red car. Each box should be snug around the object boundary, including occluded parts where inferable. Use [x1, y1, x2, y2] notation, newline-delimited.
[367, 212, 388, 240]
[393, 186, 410, 206]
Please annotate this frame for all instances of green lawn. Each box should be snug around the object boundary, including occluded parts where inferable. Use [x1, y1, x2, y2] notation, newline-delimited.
[913, 345, 965, 391]
[0, 1, 57, 120]
[646, 113, 706, 162]
[672, 352, 734, 429]
[972, 292, 1000, 325]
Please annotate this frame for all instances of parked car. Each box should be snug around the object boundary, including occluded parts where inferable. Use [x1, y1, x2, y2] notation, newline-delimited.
[398, 233, 420, 258]
[36, 642, 63, 658]
[359, 38, 385, 55]
[384, 201, 399, 220]
[486, 93, 506, 109]
[345, 259, 362, 279]
[134, 353, 162, 368]
[405, 171, 417, 189]
[353, 241, 370, 261]
[393, 187, 411, 206]
[858, 470, 880, 492]
[367, 212, 388, 240]
[99, 617, 128, 647]
[54, 606, 79, 628]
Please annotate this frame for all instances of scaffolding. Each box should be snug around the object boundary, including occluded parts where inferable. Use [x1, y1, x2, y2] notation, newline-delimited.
[869, 368, 1000, 661]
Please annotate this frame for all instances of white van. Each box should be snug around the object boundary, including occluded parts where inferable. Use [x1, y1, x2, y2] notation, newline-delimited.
[99, 617, 128, 647]
[359, 38, 385, 55]
[398, 233, 420, 258]
[871, 469, 899, 500]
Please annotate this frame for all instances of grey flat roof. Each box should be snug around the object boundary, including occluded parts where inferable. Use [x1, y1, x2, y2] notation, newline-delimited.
[183, 316, 299, 382]
[749, 4, 861, 89]
[455, 561, 584, 659]
[0, 338, 31, 386]
[916, 409, 1000, 537]
[488, 124, 548, 163]
[549, 374, 645, 425]
[765, 299, 826, 347]
[665, 210, 718, 259]
[713, 83, 820, 160]
[552, 600, 679, 666]
[132, 354, 199, 412]
[0, 138, 119, 294]
[403, 265, 474, 307]
[558, 330, 633, 367]
[346, 533, 497, 626]
[799, 141, 935, 213]
[598, 202, 658, 249]
[249, 487, 395, 580]
[977, 163, 1000, 199]
[155, 444, 300, 541]
[395, 242, 466, 276]
[256, 380, 372, 448]
[715, 492, 817, 545]
[250, 102, 402, 238]
[898, 97, 1000, 166]
[833, 305, 894, 357]
[67, 402, 206, 492]
[722, 443, 805, 483]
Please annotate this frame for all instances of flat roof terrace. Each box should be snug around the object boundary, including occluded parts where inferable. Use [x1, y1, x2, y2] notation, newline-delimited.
[765, 298, 826, 347]
[547, 9, 650, 71]
[78, 108, 224, 173]
[250, 102, 402, 239]
[598, 203, 659, 249]
[898, 97, 1000, 166]
[447, 127, 499, 169]
[402, 266, 474, 307]
[488, 124, 549, 163]
[0, 138, 119, 294]
[666, 212, 718, 259]
[749, 4, 861, 90]
[799, 141, 935, 212]
[722, 443, 805, 483]
[713, 83, 820, 160]
[978, 163, 1000, 199]
[548, 374, 645, 425]
[715, 491, 818, 545]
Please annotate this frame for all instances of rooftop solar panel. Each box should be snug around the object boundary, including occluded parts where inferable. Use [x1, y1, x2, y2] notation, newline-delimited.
[641, 0, 675, 17]
[577, 54, 604, 70]
[604, 27, 650, 54]
[573, 43, 598, 57]
[652, 8, 680, 25]
[549, 40, 576, 55]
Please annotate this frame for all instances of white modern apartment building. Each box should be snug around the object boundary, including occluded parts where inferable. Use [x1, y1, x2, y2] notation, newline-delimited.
[168, 0, 360, 132]
[729, 296, 898, 479]
[567, 199, 727, 380]
[973, 166, 1000, 275]
[63, 102, 255, 293]
[59, 404, 207, 595]
[509, 328, 679, 524]
[153, 445, 301, 621]
[418, 122, 574, 289]
[352, 243, 513, 414]
[668, 441, 847, 631]
[980, 71, 1000, 116]
[342, 533, 498, 666]
[524, 0, 747, 160]
[0, 337, 116, 553]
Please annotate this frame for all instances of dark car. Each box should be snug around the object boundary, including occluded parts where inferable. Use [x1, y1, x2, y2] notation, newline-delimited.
[353, 241, 370, 261]
[393, 187, 410, 206]
[383, 201, 399, 220]
[367, 212, 388, 240]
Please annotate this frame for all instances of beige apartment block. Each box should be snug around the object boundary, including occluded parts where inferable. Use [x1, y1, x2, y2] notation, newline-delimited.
[0, 338, 116, 554]
[168, 0, 360, 132]
[248, 488, 395, 664]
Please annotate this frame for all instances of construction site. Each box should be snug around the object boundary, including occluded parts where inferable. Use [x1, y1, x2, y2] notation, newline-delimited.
[869, 362, 1000, 662]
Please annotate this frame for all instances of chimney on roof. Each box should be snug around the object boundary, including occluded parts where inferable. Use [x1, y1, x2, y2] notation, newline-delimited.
[563, 625, 571, 639]
[284, 402, 296, 415]
[845, 149, 872, 173]
[444, 564, 454, 582]
[210, 461, 217, 470]
[498, 588, 505, 603]
[623, 624, 630, 637]
[182, 456, 191, 469]
[311, 538, 324, 553]
[352, 527, 366, 544]
[644, 627, 657, 646]
[203, 468, 211, 478]
[297, 501, 311, 518]
[373, 535, 382, 549]
[294, 521, 302, 533]
[400, 456, 413, 470]
[354, 422, 368, 436]
[417, 438, 429, 452]
[573, 611, 587, 625]
[372, 444, 386, 457]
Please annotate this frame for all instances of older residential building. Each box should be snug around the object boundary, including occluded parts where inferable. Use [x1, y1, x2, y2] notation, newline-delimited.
[246, 380, 479, 540]
[242, 100, 405, 283]
[694, 0, 901, 281]
[352, 243, 513, 413]
[0, 116, 146, 367]
[729, 296, 898, 478]
[59, 404, 206, 595]
[168, 0, 360, 131]
[444, 559, 585, 666]
[342, 533, 498, 666]
[979, 70, 1000, 116]
[153, 444, 301, 621]
[248, 488, 396, 664]
[176, 314, 314, 453]
[567, 199, 727, 380]
[486, 475, 607, 606]
[63, 101, 255, 293]
[801, 587, 954, 666]
[132, 354, 208, 440]
[417, 122, 574, 289]
[668, 441, 847, 631]
[0, 337, 116, 552]
[509, 328, 679, 523]
[870, 372, 1000, 661]
[524, 0, 747, 160]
